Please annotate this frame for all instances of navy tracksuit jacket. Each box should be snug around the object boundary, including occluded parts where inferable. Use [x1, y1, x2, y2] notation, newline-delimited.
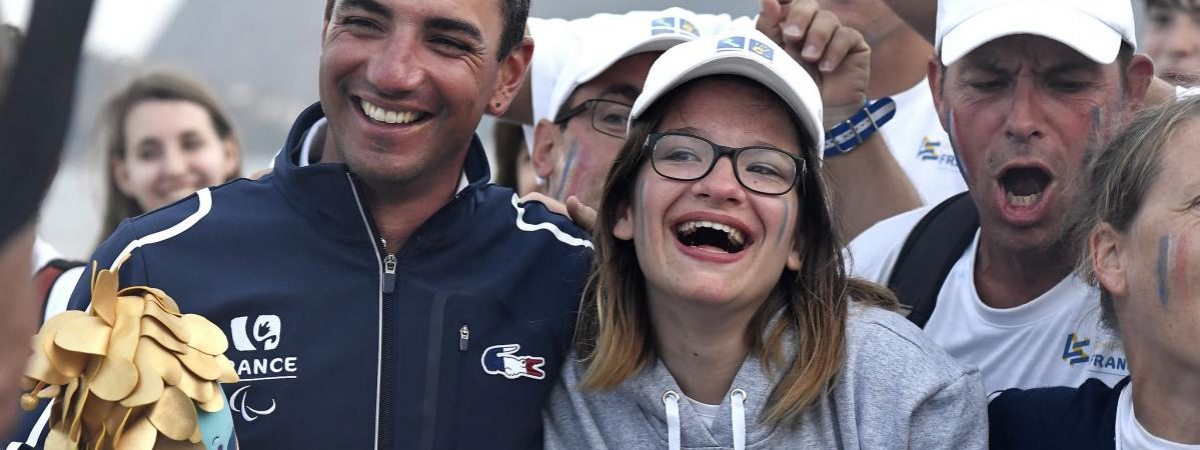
[7, 103, 593, 450]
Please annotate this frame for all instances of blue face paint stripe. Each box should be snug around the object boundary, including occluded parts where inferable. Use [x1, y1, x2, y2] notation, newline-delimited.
[552, 142, 580, 201]
[947, 109, 969, 181]
[777, 199, 792, 250]
[1158, 236, 1171, 306]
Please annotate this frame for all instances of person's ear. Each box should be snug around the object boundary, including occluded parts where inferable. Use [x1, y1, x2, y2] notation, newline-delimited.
[786, 240, 803, 271]
[532, 118, 562, 180]
[1091, 223, 1129, 299]
[786, 249, 802, 272]
[112, 157, 134, 197]
[928, 55, 950, 132]
[487, 36, 535, 116]
[612, 199, 634, 241]
[1122, 53, 1155, 114]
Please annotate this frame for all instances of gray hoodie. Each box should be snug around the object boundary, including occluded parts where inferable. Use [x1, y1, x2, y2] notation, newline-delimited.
[544, 305, 987, 449]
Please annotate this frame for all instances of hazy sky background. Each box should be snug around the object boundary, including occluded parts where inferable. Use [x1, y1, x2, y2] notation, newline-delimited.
[1, 0, 185, 58]
[0, 0, 759, 58]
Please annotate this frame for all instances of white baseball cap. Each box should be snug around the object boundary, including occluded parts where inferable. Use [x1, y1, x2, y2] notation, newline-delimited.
[631, 30, 824, 155]
[544, 10, 705, 123]
[936, 0, 1136, 66]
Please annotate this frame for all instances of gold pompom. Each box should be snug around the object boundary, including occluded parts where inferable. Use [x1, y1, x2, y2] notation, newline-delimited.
[20, 392, 39, 411]
[17, 263, 240, 450]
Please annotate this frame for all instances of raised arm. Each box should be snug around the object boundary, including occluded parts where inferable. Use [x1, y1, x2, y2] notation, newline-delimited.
[758, 0, 921, 238]
[879, 0, 937, 43]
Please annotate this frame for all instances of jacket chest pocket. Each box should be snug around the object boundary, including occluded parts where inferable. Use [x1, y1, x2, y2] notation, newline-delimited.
[437, 295, 571, 449]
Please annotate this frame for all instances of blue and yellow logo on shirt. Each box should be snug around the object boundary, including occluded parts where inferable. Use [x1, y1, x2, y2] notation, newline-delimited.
[1061, 333, 1090, 366]
[918, 137, 942, 161]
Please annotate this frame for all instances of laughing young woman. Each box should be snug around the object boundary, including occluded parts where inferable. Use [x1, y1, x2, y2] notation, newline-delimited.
[543, 30, 987, 450]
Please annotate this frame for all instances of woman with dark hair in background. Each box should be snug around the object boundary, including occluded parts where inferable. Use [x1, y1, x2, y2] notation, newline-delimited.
[97, 72, 241, 242]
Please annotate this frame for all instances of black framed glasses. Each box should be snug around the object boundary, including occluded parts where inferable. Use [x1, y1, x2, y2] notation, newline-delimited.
[553, 99, 632, 139]
[646, 132, 806, 196]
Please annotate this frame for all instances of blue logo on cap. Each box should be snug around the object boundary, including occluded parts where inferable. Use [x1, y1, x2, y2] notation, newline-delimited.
[678, 19, 699, 37]
[717, 36, 746, 52]
[652, 17, 676, 28]
[651, 17, 701, 37]
[749, 39, 774, 61]
[716, 36, 774, 62]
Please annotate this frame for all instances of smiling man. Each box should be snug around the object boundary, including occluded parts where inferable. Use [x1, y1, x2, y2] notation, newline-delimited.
[7, 0, 592, 449]
[849, 0, 1154, 393]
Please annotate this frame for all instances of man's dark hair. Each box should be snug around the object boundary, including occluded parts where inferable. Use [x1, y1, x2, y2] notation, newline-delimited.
[324, 0, 529, 61]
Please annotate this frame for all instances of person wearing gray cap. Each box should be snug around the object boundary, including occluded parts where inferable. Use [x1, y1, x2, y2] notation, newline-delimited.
[849, 0, 1154, 394]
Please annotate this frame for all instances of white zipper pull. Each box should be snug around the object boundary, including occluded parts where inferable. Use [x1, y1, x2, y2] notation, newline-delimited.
[459, 325, 470, 352]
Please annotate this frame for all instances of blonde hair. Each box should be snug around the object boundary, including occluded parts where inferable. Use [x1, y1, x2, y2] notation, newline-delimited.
[1075, 95, 1200, 333]
[575, 76, 897, 424]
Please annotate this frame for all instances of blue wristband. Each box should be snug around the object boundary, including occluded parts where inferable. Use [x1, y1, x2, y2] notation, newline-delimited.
[822, 97, 896, 158]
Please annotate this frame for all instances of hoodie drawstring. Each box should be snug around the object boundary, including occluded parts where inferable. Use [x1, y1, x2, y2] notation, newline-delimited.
[731, 389, 746, 450]
[663, 391, 681, 450]
[662, 389, 748, 450]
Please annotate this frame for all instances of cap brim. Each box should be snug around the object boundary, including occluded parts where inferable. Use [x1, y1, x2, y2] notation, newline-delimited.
[631, 53, 823, 154]
[939, 2, 1123, 65]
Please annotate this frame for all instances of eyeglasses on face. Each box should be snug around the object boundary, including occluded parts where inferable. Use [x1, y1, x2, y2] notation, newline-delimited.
[553, 99, 632, 139]
[645, 132, 806, 196]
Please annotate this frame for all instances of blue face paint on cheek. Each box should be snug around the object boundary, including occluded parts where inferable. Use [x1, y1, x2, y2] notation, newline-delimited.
[777, 199, 792, 250]
[552, 141, 580, 201]
[947, 109, 969, 181]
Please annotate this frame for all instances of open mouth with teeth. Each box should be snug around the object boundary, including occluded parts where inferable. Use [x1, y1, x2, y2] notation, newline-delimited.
[1000, 167, 1051, 207]
[675, 220, 748, 254]
[359, 98, 430, 125]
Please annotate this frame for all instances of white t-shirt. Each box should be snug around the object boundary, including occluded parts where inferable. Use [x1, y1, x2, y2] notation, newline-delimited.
[32, 235, 61, 274]
[685, 396, 721, 430]
[1116, 383, 1200, 449]
[880, 79, 967, 206]
[849, 206, 1128, 393]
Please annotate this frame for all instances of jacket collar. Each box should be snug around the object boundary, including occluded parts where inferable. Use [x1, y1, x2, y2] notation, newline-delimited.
[270, 102, 494, 244]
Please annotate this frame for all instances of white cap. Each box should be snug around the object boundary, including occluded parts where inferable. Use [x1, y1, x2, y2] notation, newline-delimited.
[544, 11, 704, 122]
[936, 0, 1136, 66]
[631, 30, 824, 155]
